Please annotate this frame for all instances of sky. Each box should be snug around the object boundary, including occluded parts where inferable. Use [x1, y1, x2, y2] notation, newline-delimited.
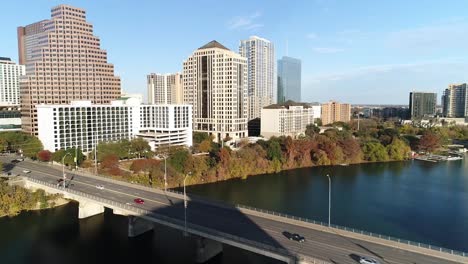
[2, 0, 468, 104]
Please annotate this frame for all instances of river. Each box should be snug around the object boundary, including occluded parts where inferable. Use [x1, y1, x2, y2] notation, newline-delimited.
[0, 159, 466, 263]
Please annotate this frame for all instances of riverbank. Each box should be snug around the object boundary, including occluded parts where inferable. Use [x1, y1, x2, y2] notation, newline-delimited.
[0, 178, 69, 218]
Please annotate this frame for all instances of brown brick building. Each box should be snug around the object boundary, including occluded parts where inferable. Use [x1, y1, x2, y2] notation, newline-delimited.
[17, 4, 121, 134]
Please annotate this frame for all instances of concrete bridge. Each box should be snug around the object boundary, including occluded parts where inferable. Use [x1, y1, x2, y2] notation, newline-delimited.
[3, 158, 467, 264]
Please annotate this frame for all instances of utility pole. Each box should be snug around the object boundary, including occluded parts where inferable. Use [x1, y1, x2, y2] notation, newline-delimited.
[94, 131, 98, 175]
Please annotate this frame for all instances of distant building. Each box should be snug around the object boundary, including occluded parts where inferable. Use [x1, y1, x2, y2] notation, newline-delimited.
[18, 5, 121, 135]
[239, 36, 275, 120]
[183, 40, 248, 143]
[409, 92, 437, 119]
[36, 98, 192, 153]
[321, 101, 351, 125]
[277, 56, 301, 103]
[442, 84, 467, 117]
[260, 101, 316, 139]
[307, 103, 322, 120]
[147, 73, 183, 105]
[0, 58, 24, 131]
[0, 57, 25, 106]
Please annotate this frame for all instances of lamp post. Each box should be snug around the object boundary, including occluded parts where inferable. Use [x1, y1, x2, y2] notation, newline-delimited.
[183, 171, 192, 236]
[326, 174, 331, 227]
[164, 154, 167, 191]
[62, 153, 72, 188]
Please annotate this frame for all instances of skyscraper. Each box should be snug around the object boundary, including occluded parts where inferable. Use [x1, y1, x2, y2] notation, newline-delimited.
[147, 73, 183, 104]
[239, 36, 275, 120]
[321, 101, 351, 125]
[183, 40, 248, 142]
[0, 57, 25, 106]
[277, 56, 301, 103]
[409, 92, 437, 119]
[442, 84, 467, 117]
[17, 4, 121, 135]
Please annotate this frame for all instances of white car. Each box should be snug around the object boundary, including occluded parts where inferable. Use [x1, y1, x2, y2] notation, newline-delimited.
[96, 185, 104, 190]
[22, 170, 31, 174]
[359, 257, 380, 264]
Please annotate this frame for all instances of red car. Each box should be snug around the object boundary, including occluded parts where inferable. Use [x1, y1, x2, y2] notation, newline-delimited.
[134, 198, 144, 204]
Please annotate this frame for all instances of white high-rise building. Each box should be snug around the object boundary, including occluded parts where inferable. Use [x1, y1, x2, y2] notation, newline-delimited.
[239, 36, 275, 120]
[36, 98, 192, 153]
[0, 57, 25, 106]
[147, 73, 183, 105]
[183, 40, 248, 142]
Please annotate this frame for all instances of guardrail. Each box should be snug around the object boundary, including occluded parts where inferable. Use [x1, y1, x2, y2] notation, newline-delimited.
[24, 176, 329, 264]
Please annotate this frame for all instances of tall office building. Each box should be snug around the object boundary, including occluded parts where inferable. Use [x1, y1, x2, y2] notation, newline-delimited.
[147, 73, 183, 104]
[409, 92, 437, 119]
[277, 56, 301, 103]
[321, 101, 351, 125]
[183, 40, 248, 142]
[239, 36, 275, 120]
[0, 57, 25, 106]
[17, 4, 121, 135]
[442, 84, 467, 117]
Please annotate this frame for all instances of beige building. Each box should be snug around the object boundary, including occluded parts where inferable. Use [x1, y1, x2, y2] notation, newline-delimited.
[147, 73, 183, 104]
[260, 101, 316, 139]
[183, 40, 248, 143]
[321, 101, 351, 125]
[17, 4, 121, 135]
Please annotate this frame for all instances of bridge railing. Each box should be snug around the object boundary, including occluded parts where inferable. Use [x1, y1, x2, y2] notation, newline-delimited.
[236, 204, 467, 258]
[24, 177, 330, 264]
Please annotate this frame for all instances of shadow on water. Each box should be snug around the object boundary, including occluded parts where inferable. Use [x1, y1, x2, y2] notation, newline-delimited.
[0, 196, 290, 264]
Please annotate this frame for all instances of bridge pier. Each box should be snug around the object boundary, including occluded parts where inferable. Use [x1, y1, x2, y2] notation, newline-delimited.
[195, 236, 223, 263]
[128, 215, 154, 237]
[78, 201, 104, 219]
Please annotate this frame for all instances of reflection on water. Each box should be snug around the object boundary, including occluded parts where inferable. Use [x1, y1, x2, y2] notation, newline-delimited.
[187, 159, 468, 252]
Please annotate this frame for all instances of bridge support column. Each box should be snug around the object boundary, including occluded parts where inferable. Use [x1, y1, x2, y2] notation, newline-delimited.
[195, 236, 223, 263]
[128, 216, 154, 237]
[78, 201, 104, 219]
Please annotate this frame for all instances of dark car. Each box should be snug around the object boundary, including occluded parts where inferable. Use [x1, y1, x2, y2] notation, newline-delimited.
[282, 231, 305, 242]
[134, 198, 144, 204]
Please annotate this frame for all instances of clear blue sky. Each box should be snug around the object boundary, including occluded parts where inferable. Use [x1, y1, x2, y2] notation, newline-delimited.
[2, 0, 468, 104]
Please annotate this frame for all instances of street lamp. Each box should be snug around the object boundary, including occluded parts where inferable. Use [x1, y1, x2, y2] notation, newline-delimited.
[326, 174, 331, 227]
[62, 153, 72, 188]
[183, 171, 192, 236]
[164, 154, 167, 191]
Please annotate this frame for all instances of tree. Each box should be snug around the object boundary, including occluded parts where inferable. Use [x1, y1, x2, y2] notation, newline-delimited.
[387, 138, 411, 160]
[198, 139, 212, 153]
[193, 132, 210, 144]
[168, 148, 190, 173]
[21, 136, 43, 159]
[305, 124, 320, 138]
[266, 140, 282, 161]
[362, 141, 389, 162]
[130, 138, 152, 158]
[101, 154, 119, 170]
[37, 150, 52, 162]
[418, 132, 440, 153]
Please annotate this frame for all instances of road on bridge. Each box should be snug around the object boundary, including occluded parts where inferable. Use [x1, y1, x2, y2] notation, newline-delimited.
[1, 156, 464, 264]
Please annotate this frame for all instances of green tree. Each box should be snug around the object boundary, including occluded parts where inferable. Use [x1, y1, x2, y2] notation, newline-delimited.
[305, 124, 320, 138]
[130, 138, 152, 158]
[266, 140, 282, 161]
[387, 138, 411, 160]
[362, 141, 389, 162]
[21, 136, 43, 159]
[168, 148, 190, 173]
